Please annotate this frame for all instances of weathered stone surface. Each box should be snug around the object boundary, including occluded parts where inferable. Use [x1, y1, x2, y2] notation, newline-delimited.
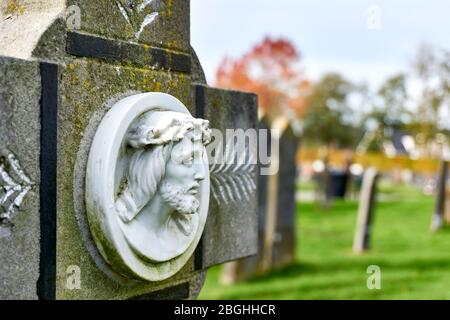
[194, 86, 259, 269]
[57, 58, 202, 299]
[0, 1, 65, 60]
[1, 1, 189, 64]
[68, 0, 190, 53]
[0, 57, 41, 299]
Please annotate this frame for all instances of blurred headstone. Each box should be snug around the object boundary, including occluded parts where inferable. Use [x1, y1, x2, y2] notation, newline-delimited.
[430, 160, 449, 232]
[318, 150, 332, 208]
[329, 170, 349, 198]
[445, 183, 450, 224]
[353, 167, 378, 254]
[272, 125, 299, 268]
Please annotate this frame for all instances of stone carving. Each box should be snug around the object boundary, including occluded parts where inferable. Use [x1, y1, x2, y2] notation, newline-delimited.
[115, 0, 164, 39]
[0, 149, 33, 226]
[209, 140, 256, 205]
[85, 93, 211, 281]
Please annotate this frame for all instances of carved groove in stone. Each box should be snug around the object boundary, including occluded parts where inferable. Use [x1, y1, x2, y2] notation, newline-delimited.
[0, 150, 33, 225]
[115, 0, 164, 40]
[209, 140, 256, 205]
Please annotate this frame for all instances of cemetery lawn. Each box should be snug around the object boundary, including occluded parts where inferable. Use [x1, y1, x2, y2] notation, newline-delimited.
[199, 182, 450, 299]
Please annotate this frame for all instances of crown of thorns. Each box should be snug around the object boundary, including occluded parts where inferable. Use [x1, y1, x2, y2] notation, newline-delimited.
[126, 111, 211, 148]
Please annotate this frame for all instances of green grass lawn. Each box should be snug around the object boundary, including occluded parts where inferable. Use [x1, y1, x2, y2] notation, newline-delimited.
[199, 183, 450, 299]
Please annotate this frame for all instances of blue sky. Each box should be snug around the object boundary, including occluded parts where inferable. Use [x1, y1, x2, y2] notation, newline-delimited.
[191, 0, 450, 89]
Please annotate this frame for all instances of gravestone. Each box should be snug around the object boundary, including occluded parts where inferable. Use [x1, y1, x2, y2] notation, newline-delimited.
[272, 125, 299, 268]
[353, 167, 378, 254]
[430, 160, 448, 232]
[0, 0, 258, 300]
[445, 188, 450, 224]
[314, 152, 332, 209]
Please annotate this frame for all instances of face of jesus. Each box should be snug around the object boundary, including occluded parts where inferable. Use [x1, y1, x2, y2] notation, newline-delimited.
[158, 131, 207, 215]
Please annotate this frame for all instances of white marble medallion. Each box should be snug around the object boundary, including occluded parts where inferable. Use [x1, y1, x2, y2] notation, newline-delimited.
[85, 92, 211, 281]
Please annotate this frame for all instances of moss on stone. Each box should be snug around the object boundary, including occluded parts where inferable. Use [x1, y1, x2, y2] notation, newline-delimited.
[65, 0, 189, 53]
[5, 0, 18, 15]
[56, 57, 199, 299]
[3, 0, 28, 16]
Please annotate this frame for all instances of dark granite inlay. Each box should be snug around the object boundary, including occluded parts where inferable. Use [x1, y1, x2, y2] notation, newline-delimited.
[37, 62, 58, 300]
[129, 282, 190, 300]
[66, 32, 191, 74]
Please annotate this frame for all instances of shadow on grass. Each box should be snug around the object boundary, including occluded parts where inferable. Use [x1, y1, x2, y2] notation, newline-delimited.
[221, 272, 439, 300]
[216, 259, 449, 299]
[432, 225, 450, 234]
[244, 255, 450, 284]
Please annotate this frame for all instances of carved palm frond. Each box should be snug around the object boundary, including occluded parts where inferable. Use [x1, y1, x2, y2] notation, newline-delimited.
[115, 0, 164, 39]
[209, 139, 257, 205]
[0, 150, 33, 225]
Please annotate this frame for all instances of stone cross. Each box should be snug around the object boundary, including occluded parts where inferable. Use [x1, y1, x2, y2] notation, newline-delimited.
[0, 0, 258, 300]
[353, 167, 378, 254]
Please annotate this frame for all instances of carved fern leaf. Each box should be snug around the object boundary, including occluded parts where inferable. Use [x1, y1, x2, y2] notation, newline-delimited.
[209, 139, 257, 205]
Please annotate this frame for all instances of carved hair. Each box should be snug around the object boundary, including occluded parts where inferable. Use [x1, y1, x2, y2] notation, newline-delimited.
[116, 143, 172, 222]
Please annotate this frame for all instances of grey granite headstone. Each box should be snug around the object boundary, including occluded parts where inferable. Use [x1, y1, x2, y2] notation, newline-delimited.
[0, 0, 258, 299]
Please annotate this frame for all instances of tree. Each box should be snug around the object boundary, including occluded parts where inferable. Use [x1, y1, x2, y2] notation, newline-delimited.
[301, 73, 364, 149]
[360, 74, 409, 153]
[408, 44, 450, 158]
[215, 36, 310, 123]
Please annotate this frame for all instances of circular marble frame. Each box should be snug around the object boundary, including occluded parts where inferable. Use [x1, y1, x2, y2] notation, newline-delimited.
[85, 92, 210, 282]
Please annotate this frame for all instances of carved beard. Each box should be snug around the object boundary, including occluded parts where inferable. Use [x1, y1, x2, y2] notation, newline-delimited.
[159, 182, 200, 236]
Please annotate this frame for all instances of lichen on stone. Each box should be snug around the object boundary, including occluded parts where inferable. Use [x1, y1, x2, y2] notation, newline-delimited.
[4, 0, 26, 16]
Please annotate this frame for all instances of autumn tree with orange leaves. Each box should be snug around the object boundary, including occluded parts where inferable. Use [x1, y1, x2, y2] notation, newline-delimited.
[215, 37, 311, 123]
